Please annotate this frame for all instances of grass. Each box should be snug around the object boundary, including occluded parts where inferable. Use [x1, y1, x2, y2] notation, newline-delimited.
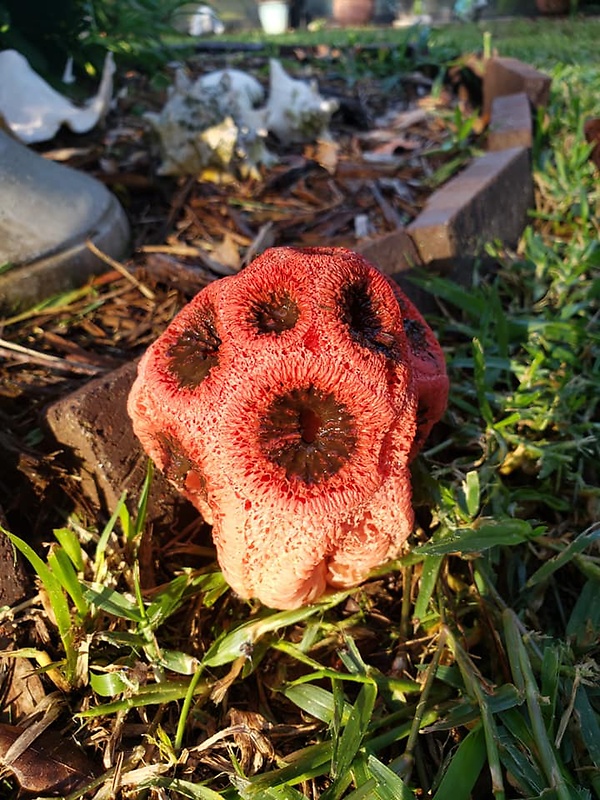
[2, 17, 600, 800]
[205, 16, 600, 66]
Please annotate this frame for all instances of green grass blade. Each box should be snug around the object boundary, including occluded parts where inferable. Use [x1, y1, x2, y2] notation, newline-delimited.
[343, 778, 377, 800]
[540, 645, 562, 737]
[286, 669, 418, 692]
[140, 776, 225, 799]
[367, 709, 440, 753]
[4, 529, 76, 679]
[133, 459, 154, 540]
[323, 681, 378, 800]
[158, 648, 199, 675]
[500, 706, 537, 752]
[404, 629, 448, 775]
[53, 527, 84, 572]
[284, 684, 352, 726]
[572, 684, 600, 770]
[47, 545, 88, 619]
[431, 724, 487, 800]
[416, 518, 538, 556]
[89, 669, 133, 697]
[94, 490, 128, 582]
[449, 630, 505, 799]
[145, 573, 191, 627]
[496, 724, 545, 797]
[425, 683, 522, 732]
[407, 272, 487, 317]
[203, 603, 342, 667]
[472, 337, 494, 427]
[413, 554, 443, 622]
[463, 470, 481, 518]
[175, 667, 205, 751]
[526, 523, 600, 588]
[242, 787, 308, 800]
[84, 582, 145, 622]
[503, 610, 572, 800]
[244, 742, 333, 794]
[367, 755, 414, 800]
[78, 677, 209, 718]
[338, 635, 369, 675]
[565, 579, 600, 649]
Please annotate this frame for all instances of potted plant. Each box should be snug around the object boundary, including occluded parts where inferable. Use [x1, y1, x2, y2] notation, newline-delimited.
[535, 0, 570, 12]
[257, 0, 290, 33]
[332, 0, 375, 25]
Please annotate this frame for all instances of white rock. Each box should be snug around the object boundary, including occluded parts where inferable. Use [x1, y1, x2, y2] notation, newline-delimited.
[145, 68, 270, 177]
[195, 69, 267, 131]
[145, 60, 338, 177]
[265, 58, 338, 143]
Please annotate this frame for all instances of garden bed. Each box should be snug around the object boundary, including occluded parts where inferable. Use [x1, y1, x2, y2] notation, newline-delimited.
[0, 43, 477, 531]
[0, 25, 598, 800]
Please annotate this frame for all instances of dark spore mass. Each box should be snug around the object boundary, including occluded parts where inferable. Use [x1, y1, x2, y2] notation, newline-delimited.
[167, 308, 221, 388]
[340, 280, 400, 361]
[247, 291, 299, 334]
[259, 386, 357, 484]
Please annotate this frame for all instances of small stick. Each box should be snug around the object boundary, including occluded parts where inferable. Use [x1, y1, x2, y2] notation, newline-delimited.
[86, 239, 155, 301]
[0, 337, 104, 375]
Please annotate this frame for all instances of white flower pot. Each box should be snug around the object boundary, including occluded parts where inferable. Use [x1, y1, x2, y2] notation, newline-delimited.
[258, 1, 289, 34]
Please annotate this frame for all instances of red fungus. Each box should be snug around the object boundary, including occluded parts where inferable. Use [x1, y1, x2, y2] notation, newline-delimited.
[128, 247, 448, 609]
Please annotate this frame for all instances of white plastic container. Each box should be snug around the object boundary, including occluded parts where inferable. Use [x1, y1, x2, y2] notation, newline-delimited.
[257, 1, 289, 34]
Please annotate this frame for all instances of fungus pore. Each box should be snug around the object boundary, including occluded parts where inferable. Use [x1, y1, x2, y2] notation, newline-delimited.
[128, 246, 448, 609]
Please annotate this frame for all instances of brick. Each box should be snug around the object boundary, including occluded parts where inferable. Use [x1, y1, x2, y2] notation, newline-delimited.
[44, 361, 194, 529]
[483, 57, 551, 118]
[406, 147, 533, 271]
[356, 227, 437, 312]
[488, 92, 533, 152]
[357, 227, 422, 277]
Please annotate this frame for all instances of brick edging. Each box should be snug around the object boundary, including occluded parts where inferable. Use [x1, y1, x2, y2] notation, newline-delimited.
[360, 56, 551, 299]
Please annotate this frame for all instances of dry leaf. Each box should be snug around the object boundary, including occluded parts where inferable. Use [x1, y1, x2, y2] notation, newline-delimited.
[0, 723, 98, 794]
[376, 107, 428, 131]
[0, 656, 46, 718]
[228, 709, 275, 774]
[370, 136, 422, 156]
[305, 138, 340, 175]
[211, 234, 242, 271]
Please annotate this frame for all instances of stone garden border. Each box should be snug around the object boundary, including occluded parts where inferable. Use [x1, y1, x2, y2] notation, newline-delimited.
[358, 56, 550, 303]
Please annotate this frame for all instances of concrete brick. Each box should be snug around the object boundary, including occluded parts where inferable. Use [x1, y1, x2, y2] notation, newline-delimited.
[406, 147, 533, 271]
[483, 57, 551, 118]
[44, 361, 194, 528]
[488, 92, 533, 152]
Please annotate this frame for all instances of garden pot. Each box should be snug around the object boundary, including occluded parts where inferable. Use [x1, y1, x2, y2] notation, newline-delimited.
[535, 0, 569, 12]
[332, 0, 375, 25]
[257, 1, 290, 33]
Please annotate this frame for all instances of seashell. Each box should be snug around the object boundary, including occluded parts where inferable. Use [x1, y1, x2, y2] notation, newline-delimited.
[0, 49, 114, 144]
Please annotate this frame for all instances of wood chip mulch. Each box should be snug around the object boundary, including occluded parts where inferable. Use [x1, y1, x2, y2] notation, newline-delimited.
[0, 45, 482, 533]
